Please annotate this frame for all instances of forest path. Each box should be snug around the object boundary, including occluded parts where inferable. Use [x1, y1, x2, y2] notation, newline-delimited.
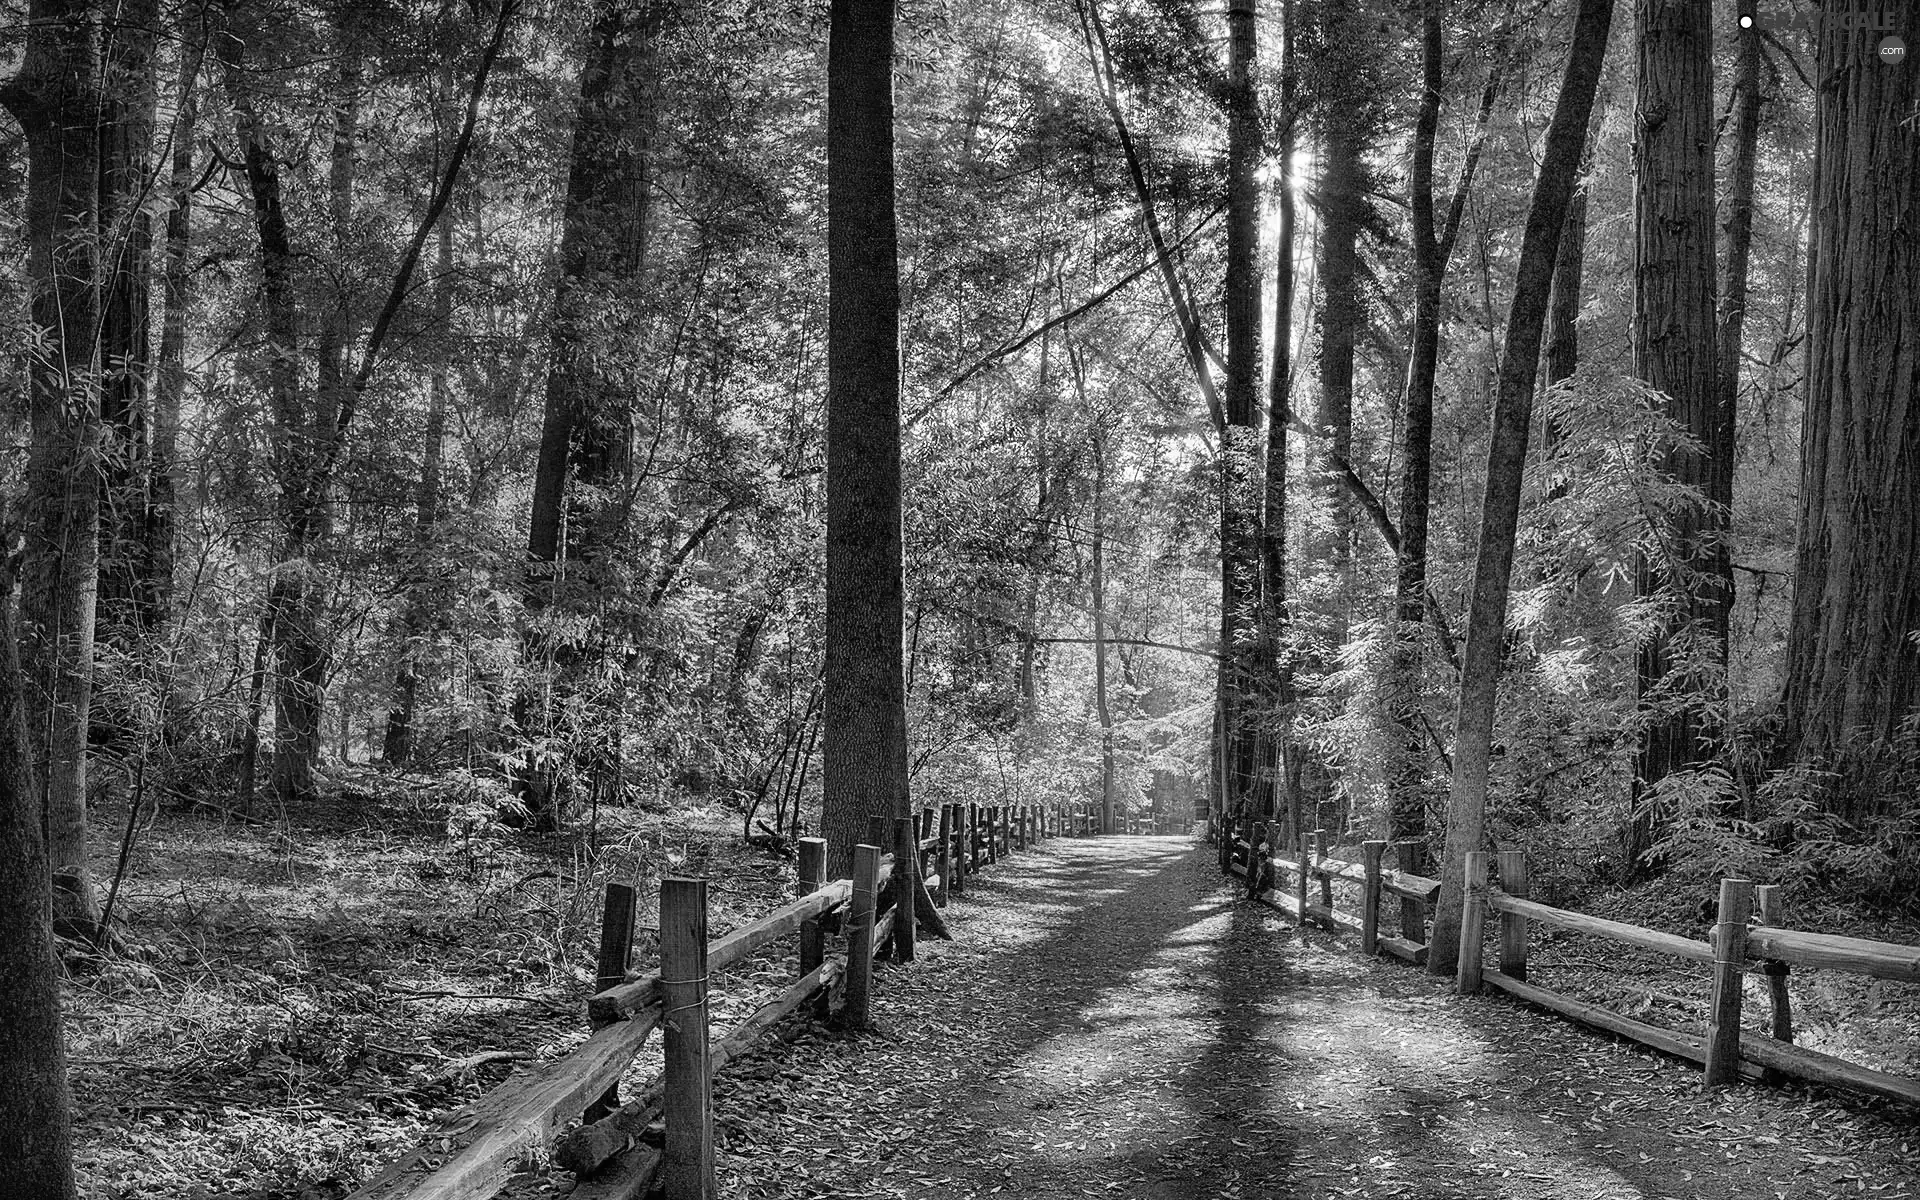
[714, 836, 1918, 1200]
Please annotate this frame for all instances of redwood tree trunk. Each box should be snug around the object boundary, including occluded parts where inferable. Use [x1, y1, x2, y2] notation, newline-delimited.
[1218, 0, 1262, 824]
[1314, 84, 1361, 651]
[821, 0, 909, 880]
[1256, 0, 1297, 824]
[3, 0, 105, 939]
[1428, 0, 1613, 974]
[1780, 5, 1920, 792]
[1390, 0, 1445, 843]
[1628, 0, 1725, 870]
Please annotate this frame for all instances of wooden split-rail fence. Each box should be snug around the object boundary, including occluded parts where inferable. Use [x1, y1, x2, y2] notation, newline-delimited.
[1455, 850, 1920, 1107]
[344, 800, 1140, 1200]
[1222, 822, 1446, 965]
[1217, 819, 1920, 1109]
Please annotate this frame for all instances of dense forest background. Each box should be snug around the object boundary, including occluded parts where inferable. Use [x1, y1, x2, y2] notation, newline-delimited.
[2, 0, 1919, 1193]
[0, 0, 1914, 920]
[4, 0, 1917, 926]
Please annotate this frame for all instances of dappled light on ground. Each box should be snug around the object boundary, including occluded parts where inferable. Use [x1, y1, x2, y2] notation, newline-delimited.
[718, 836, 1918, 1200]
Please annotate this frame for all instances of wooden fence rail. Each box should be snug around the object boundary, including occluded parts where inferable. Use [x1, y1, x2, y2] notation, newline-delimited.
[347, 799, 1138, 1200]
[1223, 825, 1443, 965]
[1216, 825, 1920, 1110]
[1455, 851, 1920, 1108]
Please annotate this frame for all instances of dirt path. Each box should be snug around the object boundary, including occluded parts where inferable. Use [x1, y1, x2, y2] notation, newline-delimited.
[715, 836, 1918, 1200]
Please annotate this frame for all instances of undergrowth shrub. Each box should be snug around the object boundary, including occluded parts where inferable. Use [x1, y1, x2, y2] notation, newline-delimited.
[1645, 715, 1920, 913]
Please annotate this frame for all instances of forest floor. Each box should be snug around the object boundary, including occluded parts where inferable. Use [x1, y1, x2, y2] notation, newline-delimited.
[65, 769, 795, 1200]
[63, 779, 1920, 1200]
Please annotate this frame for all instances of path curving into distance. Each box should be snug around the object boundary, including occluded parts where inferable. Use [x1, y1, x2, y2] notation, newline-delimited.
[713, 836, 1917, 1200]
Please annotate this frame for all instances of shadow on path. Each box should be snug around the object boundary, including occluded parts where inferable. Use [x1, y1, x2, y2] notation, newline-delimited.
[714, 837, 1919, 1200]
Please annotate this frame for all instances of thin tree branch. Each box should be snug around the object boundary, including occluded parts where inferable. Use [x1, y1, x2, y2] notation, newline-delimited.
[323, 0, 518, 477]
[914, 206, 1225, 423]
[1076, 0, 1225, 434]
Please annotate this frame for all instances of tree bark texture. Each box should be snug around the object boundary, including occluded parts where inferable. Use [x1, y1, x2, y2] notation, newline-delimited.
[1428, 0, 1613, 974]
[1628, 0, 1726, 865]
[1391, 0, 1446, 843]
[1313, 59, 1362, 651]
[2, 0, 105, 937]
[1218, 0, 1262, 823]
[822, 0, 910, 880]
[1781, 5, 1920, 791]
[1256, 0, 1298, 823]
[0, 563, 78, 1200]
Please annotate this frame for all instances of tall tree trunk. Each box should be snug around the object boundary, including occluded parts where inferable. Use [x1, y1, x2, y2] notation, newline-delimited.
[821, 0, 909, 880]
[149, 24, 203, 650]
[385, 206, 454, 767]
[1257, 0, 1298, 824]
[96, 0, 159, 648]
[1780, 5, 1920, 791]
[515, 0, 659, 827]
[1091, 427, 1115, 834]
[1427, 0, 1613, 974]
[1389, 0, 1509, 841]
[2, 0, 104, 939]
[1391, 0, 1445, 844]
[0, 561, 77, 1200]
[1628, 0, 1724, 871]
[1218, 0, 1262, 825]
[1314, 5, 1362, 652]
[267, 28, 364, 808]
[386, 58, 463, 768]
[1717, 12, 1761, 476]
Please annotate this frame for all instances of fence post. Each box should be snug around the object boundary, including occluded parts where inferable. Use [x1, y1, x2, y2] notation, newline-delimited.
[1495, 850, 1528, 981]
[1753, 884, 1792, 1043]
[586, 882, 638, 1122]
[1396, 839, 1426, 943]
[934, 804, 952, 906]
[893, 816, 917, 963]
[1455, 851, 1488, 995]
[1705, 877, 1754, 1087]
[952, 804, 968, 892]
[660, 878, 714, 1200]
[845, 844, 880, 1028]
[1315, 828, 1333, 911]
[1361, 841, 1385, 956]
[1292, 823, 1309, 928]
[798, 837, 827, 975]
[1015, 805, 1027, 853]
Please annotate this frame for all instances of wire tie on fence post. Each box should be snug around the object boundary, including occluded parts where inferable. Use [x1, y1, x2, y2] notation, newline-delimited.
[659, 972, 710, 1032]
